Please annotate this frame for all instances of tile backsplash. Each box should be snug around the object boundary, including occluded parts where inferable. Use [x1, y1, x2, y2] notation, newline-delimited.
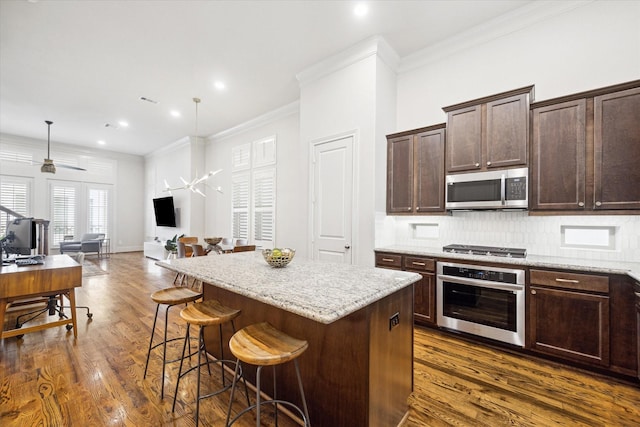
[375, 211, 640, 263]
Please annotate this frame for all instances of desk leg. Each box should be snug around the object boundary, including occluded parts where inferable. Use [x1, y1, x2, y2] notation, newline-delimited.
[67, 289, 78, 339]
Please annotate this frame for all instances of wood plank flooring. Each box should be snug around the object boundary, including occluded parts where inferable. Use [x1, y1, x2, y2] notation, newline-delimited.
[1, 252, 639, 426]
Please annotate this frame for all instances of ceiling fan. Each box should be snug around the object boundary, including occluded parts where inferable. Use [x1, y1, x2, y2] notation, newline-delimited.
[39, 120, 86, 173]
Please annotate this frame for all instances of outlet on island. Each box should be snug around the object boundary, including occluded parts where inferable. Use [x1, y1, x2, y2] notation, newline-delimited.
[389, 312, 400, 330]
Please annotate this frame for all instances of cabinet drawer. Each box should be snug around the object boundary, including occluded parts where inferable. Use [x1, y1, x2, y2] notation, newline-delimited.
[375, 253, 402, 269]
[404, 256, 435, 272]
[530, 269, 609, 293]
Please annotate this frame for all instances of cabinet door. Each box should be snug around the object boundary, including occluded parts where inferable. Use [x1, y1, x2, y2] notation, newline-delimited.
[413, 272, 436, 326]
[387, 135, 413, 213]
[529, 286, 610, 366]
[485, 93, 529, 169]
[446, 105, 481, 172]
[594, 87, 640, 210]
[414, 128, 445, 212]
[530, 99, 587, 210]
[636, 280, 640, 380]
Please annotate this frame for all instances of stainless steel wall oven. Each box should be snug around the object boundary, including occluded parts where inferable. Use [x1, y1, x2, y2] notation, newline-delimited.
[437, 261, 526, 347]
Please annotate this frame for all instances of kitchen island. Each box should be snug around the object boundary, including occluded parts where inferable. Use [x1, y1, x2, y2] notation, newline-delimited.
[157, 252, 421, 427]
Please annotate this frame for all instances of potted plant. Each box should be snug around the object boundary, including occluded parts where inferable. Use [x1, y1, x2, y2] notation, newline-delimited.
[164, 234, 184, 258]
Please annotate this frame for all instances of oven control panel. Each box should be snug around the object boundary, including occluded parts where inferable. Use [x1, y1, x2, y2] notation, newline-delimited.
[440, 263, 525, 285]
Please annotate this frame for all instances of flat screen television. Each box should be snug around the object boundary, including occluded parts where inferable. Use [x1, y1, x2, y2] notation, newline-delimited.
[4, 217, 36, 255]
[153, 196, 177, 227]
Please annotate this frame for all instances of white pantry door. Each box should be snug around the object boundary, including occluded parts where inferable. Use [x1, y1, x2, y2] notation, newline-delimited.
[312, 135, 353, 264]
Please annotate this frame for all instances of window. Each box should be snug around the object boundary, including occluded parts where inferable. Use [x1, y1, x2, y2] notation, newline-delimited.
[88, 188, 109, 235]
[231, 136, 277, 248]
[0, 176, 32, 237]
[51, 183, 78, 246]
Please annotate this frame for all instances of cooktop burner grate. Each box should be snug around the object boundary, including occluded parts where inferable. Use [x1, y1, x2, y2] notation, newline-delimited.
[443, 244, 527, 258]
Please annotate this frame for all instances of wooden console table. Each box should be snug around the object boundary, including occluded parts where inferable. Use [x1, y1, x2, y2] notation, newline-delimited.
[0, 255, 82, 339]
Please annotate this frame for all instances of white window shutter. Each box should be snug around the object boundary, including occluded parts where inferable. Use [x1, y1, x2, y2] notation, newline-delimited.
[51, 184, 77, 245]
[232, 143, 251, 171]
[0, 176, 31, 237]
[252, 168, 275, 247]
[232, 173, 250, 240]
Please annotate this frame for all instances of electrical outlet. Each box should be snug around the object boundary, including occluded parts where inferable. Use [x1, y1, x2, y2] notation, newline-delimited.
[389, 312, 400, 330]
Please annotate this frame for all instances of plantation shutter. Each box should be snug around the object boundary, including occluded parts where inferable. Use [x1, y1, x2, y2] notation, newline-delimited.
[0, 176, 31, 237]
[252, 168, 275, 246]
[232, 173, 249, 240]
[88, 188, 109, 236]
[51, 185, 77, 245]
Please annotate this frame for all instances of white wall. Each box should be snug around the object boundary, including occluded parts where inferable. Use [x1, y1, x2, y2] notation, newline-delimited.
[376, 0, 640, 262]
[0, 133, 145, 253]
[204, 105, 304, 253]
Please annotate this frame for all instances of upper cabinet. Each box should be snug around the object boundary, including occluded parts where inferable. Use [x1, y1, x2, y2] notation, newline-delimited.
[530, 81, 640, 212]
[443, 86, 534, 173]
[387, 124, 446, 214]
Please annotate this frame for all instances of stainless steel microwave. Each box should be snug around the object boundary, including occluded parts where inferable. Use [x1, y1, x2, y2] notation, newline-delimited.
[445, 167, 528, 210]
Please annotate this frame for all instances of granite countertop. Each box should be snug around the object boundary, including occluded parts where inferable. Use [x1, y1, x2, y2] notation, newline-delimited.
[157, 251, 421, 324]
[375, 245, 640, 282]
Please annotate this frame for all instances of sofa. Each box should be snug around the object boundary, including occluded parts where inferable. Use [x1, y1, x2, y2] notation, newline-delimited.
[59, 233, 105, 257]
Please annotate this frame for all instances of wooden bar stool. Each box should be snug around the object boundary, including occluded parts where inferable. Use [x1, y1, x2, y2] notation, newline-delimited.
[225, 322, 310, 427]
[143, 285, 202, 399]
[172, 299, 250, 427]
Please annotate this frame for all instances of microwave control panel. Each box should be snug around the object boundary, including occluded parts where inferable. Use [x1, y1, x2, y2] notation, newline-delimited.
[506, 177, 527, 201]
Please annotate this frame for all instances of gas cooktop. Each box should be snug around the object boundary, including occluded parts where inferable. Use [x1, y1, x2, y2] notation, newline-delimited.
[442, 244, 527, 258]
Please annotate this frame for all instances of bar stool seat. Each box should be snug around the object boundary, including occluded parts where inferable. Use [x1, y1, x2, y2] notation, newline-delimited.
[172, 299, 250, 427]
[226, 322, 310, 426]
[144, 285, 202, 399]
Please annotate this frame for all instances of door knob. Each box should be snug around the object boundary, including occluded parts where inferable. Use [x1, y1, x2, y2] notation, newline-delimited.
[345, 245, 351, 249]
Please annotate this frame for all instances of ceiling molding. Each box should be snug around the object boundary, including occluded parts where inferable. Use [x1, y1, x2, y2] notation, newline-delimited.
[145, 136, 191, 160]
[208, 100, 299, 142]
[399, 0, 593, 74]
[296, 35, 400, 88]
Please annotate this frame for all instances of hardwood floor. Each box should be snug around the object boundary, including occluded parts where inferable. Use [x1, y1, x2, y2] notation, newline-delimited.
[1, 252, 639, 426]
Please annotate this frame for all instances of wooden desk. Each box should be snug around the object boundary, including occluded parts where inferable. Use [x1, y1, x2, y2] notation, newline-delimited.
[0, 255, 82, 339]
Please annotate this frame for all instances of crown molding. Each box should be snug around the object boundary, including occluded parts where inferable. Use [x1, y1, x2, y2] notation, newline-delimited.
[399, 0, 593, 74]
[296, 35, 400, 88]
[208, 100, 299, 142]
[145, 136, 190, 160]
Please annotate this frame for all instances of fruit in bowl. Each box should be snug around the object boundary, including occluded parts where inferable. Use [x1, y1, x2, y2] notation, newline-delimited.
[263, 248, 295, 268]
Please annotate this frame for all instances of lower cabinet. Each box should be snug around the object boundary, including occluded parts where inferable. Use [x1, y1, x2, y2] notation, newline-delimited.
[635, 279, 640, 380]
[375, 252, 436, 327]
[528, 269, 610, 367]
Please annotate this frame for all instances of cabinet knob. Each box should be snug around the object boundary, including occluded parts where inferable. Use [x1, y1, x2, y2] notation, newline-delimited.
[578, 201, 585, 207]
[487, 161, 492, 166]
[475, 163, 480, 168]
[407, 207, 411, 211]
[595, 201, 602, 207]
[531, 289, 537, 295]
[416, 207, 420, 211]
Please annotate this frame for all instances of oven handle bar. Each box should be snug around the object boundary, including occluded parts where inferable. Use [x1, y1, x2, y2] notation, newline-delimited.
[438, 274, 524, 292]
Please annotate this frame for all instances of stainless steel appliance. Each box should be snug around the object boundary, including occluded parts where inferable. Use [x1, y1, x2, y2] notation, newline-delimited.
[437, 260, 526, 347]
[445, 167, 528, 210]
[443, 244, 526, 258]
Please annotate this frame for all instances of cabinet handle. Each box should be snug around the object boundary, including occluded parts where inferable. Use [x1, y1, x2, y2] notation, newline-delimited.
[412, 262, 426, 266]
[416, 207, 420, 211]
[487, 161, 492, 166]
[634, 292, 640, 298]
[407, 207, 411, 211]
[475, 163, 480, 167]
[531, 289, 537, 295]
[578, 202, 585, 207]
[382, 258, 395, 262]
[595, 201, 602, 207]
[555, 278, 580, 284]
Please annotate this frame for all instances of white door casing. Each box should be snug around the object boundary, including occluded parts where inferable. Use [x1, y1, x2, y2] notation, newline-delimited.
[311, 134, 354, 264]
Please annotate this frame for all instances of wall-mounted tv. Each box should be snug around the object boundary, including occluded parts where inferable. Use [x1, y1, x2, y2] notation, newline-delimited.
[153, 196, 177, 227]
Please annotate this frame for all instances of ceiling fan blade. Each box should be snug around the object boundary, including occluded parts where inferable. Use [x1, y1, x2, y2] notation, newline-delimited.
[56, 163, 87, 171]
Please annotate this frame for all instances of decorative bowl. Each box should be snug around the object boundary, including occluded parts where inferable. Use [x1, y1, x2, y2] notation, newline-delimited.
[204, 237, 223, 245]
[262, 248, 295, 268]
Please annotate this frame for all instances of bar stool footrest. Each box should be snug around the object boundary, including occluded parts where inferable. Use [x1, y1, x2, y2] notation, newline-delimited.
[227, 399, 308, 427]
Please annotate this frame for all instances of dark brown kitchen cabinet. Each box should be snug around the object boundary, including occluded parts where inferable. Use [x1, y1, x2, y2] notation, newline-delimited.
[530, 80, 640, 212]
[375, 252, 436, 327]
[528, 269, 610, 367]
[635, 279, 640, 380]
[404, 256, 436, 326]
[443, 86, 533, 173]
[386, 124, 446, 214]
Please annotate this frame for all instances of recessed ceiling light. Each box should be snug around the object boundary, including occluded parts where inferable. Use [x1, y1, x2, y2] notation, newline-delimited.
[214, 81, 226, 90]
[118, 121, 129, 127]
[170, 110, 181, 117]
[354, 3, 368, 17]
[97, 140, 106, 145]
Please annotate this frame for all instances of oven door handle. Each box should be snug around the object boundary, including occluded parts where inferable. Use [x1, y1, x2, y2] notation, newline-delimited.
[501, 173, 506, 206]
[438, 275, 524, 292]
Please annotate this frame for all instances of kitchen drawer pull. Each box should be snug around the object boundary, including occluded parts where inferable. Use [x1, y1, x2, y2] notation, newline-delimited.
[382, 258, 395, 262]
[555, 278, 580, 284]
[412, 262, 426, 266]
